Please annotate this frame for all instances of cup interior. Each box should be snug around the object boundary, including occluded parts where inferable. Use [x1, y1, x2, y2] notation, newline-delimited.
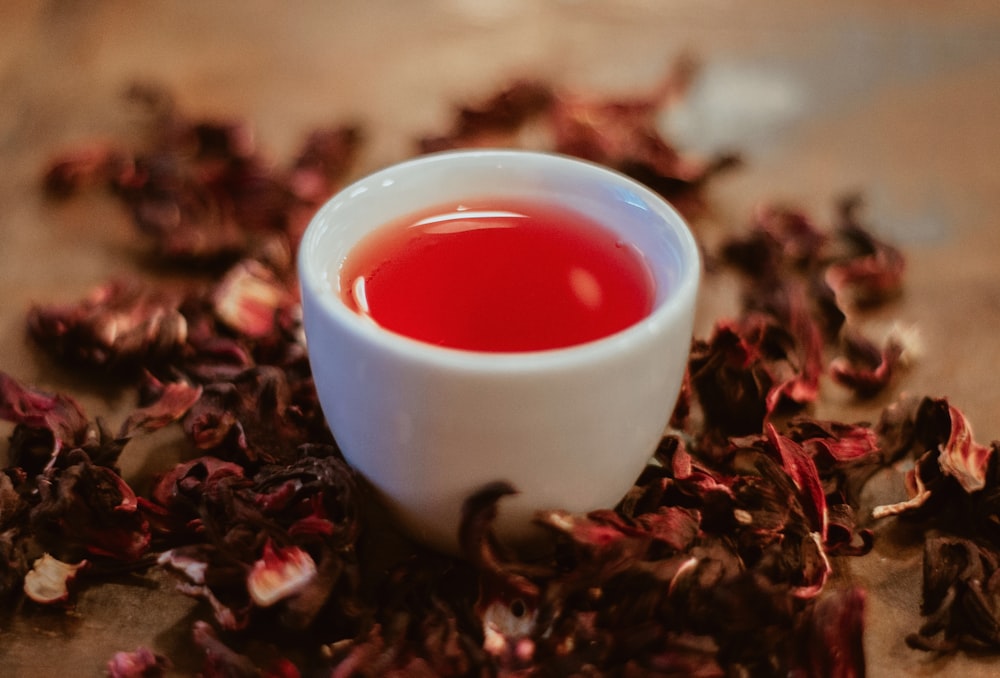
[299, 149, 700, 368]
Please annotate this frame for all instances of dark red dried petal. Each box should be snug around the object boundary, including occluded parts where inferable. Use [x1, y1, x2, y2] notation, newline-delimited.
[211, 259, 293, 340]
[0, 372, 89, 443]
[106, 646, 172, 678]
[459, 482, 541, 619]
[287, 125, 363, 203]
[825, 196, 905, 307]
[418, 80, 554, 153]
[31, 461, 150, 561]
[688, 321, 772, 438]
[936, 402, 993, 494]
[118, 375, 202, 440]
[43, 142, 133, 197]
[767, 424, 827, 539]
[830, 329, 906, 397]
[28, 278, 188, 370]
[797, 587, 867, 677]
[192, 620, 262, 678]
[150, 456, 246, 512]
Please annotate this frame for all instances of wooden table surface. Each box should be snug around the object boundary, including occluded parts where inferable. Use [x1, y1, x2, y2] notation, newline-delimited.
[2, 1, 1000, 675]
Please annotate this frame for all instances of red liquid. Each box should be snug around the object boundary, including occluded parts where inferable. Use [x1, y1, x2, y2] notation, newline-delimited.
[339, 199, 656, 352]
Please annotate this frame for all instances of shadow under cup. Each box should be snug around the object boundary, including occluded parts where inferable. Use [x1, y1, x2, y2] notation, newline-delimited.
[298, 150, 700, 553]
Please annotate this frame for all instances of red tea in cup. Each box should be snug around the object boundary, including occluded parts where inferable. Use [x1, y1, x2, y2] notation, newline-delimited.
[339, 199, 656, 352]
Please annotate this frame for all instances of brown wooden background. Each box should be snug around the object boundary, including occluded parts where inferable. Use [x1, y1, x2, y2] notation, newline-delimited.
[2, 1, 1000, 675]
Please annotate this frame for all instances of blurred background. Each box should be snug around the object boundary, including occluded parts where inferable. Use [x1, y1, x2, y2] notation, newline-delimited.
[1, 1, 1000, 674]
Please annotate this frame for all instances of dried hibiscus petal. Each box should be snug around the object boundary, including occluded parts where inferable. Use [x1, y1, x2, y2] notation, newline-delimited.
[767, 424, 827, 539]
[211, 259, 294, 340]
[106, 647, 172, 678]
[871, 397, 995, 522]
[789, 417, 879, 465]
[246, 540, 317, 607]
[459, 482, 541, 625]
[182, 366, 322, 466]
[156, 452, 363, 635]
[119, 373, 202, 440]
[548, 57, 739, 202]
[418, 80, 554, 153]
[688, 299, 823, 440]
[795, 587, 867, 676]
[31, 460, 151, 561]
[825, 196, 906, 308]
[935, 402, 993, 494]
[149, 456, 245, 515]
[31, 71, 1000, 675]
[23, 552, 86, 604]
[417, 60, 738, 209]
[829, 327, 911, 398]
[27, 278, 188, 371]
[0, 371, 90, 460]
[192, 620, 267, 677]
[42, 141, 132, 197]
[287, 125, 363, 204]
[687, 321, 773, 439]
[45, 85, 363, 263]
[908, 536, 1000, 652]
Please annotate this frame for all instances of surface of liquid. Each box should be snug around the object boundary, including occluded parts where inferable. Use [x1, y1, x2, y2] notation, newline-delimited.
[339, 199, 656, 352]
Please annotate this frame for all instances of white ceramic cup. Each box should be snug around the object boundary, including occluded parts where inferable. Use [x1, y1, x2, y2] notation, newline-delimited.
[298, 149, 700, 552]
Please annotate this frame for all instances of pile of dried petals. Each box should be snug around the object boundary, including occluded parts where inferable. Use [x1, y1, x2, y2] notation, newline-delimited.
[0, 64, 996, 677]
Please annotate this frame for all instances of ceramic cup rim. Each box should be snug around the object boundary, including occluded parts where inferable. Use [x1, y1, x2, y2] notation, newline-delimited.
[298, 149, 701, 375]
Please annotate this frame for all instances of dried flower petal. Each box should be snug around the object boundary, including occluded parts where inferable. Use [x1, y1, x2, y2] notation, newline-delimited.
[192, 620, 264, 677]
[767, 424, 827, 538]
[0, 372, 90, 458]
[797, 587, 866, 676]
[825, 196, 905, 307]
[28, 278, 188, 370]
[417, 60, 738, 210]
[212, 259, 293, 339]
[247, 540, 317, 607]
[118, 374, 202, 439]
[936, 403, 993, 493]
[907, 537, 1000, 652]
[106, 647, 172, 678]
[23, 553, 86, 604]
[830, 328, 911, 397]
[27, 70, 995, 675]
[42, 141, 132, 197]
[31, 461, 151, 561]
